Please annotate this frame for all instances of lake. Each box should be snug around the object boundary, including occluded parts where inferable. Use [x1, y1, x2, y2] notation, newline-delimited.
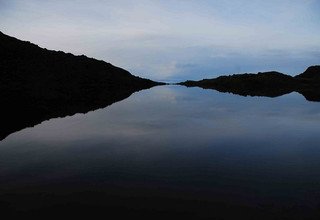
[1, 85, 320, 219]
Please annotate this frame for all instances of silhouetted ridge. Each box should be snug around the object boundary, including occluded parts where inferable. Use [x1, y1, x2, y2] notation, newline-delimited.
[179, 66, 320, 101]
[0, 31, 163, 140]
[296, 65, 320, 79]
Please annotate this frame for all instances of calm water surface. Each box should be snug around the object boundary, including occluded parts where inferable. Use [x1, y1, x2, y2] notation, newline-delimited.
[1, 85, 320, 218]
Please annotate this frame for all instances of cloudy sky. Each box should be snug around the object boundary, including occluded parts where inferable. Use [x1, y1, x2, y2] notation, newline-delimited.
[1, 0, 319, 81]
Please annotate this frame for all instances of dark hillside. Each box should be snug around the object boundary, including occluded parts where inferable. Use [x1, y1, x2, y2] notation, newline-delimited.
[0, 31, 163, 140]
[180, 66, 320, 101]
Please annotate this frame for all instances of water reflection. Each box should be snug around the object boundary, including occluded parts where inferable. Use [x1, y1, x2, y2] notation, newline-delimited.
[1, 86, 320, 218]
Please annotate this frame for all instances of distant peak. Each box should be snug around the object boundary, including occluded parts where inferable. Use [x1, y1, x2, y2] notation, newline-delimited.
[296, 65, 320, 78]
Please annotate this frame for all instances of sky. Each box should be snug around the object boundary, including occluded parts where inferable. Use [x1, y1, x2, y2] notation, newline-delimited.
[1, 0, 320, 82]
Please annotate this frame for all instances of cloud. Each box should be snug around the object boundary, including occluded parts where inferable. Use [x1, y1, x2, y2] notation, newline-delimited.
[0, 0, 319, 81]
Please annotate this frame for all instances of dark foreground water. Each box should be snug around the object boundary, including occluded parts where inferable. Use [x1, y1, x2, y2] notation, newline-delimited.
[1, 86, 320, 219]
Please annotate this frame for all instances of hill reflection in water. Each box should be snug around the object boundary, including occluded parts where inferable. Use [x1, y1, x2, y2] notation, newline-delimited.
[1, 86, 320, 219]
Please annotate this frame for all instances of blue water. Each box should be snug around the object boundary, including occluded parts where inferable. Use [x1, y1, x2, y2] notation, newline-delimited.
[1, 85, 320, 218]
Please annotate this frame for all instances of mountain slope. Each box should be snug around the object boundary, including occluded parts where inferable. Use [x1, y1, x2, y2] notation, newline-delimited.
[180, 66, 320, 101]
[0, 31, 162, 140]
